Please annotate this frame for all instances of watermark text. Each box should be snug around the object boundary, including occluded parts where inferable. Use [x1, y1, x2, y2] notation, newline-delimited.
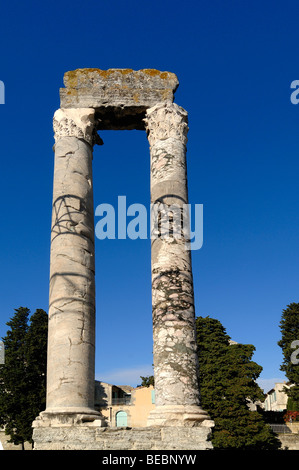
[95, 196, 203, 250]
[0, 341, 4, 364]
[290, 80, 299, 104]
[0, 81, 4, 104]
[291, 340, 299, 365]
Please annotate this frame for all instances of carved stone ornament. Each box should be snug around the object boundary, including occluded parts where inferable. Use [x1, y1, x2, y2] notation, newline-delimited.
[53, 108, 99, 146]
[144, 101, 189, 147]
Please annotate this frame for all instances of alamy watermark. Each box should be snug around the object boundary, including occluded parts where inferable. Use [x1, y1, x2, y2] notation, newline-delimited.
[0, 81, 4, 104]
[291, 340, 299, 365]
[290, 80, 299, 104]
[95, 196, 203, 250]
[0, 341, 4, 364]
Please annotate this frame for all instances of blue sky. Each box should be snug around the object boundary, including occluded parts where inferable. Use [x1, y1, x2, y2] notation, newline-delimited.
[0, 0, 298, 393]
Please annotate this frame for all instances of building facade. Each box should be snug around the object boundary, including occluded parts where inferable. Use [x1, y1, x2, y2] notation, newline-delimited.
[263, 382, 289, 412]
[95, 381, 155, 427]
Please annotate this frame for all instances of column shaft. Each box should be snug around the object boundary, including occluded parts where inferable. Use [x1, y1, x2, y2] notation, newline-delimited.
[45, 109, 99, 417]
[145, 102, 210, 426]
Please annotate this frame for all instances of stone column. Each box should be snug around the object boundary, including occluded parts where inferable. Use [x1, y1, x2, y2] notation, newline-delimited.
[145, 102, 210, 427]
[39, 108, 101, 424]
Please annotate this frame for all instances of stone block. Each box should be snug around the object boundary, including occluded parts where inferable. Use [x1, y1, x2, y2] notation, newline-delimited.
[59, 68, 179, 130]
[33, 425, 213, 450]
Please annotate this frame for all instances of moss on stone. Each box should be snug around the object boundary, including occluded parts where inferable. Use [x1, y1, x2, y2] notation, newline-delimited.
[141, 69, 170, 79]
[64, 68, 173, 89]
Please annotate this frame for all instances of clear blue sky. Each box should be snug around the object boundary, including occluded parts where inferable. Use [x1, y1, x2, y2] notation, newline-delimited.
[0, 0, 298, 392]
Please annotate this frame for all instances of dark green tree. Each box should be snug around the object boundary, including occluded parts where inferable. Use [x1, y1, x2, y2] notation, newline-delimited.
[0, 307, 48, 449]
[24, 309, 48, 438]
[0, 307, 29, 449]
[139, 375, 155, 387]
[196, 316, 281, 449]
[278, 303, 299, 408]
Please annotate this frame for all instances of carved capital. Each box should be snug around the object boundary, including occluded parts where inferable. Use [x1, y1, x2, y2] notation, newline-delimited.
[53, 108, 101, 146]
[144, 101, 188, 147]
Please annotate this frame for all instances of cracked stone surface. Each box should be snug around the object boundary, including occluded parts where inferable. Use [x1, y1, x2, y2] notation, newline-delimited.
[145, 102, 210, 425]
[33, 425, 213, 450]
[46, 109, 99, 415]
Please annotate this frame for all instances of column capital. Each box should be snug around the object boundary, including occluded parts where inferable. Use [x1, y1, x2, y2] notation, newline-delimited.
[53, 108, 102, 146]
[144, 101, 189, 147]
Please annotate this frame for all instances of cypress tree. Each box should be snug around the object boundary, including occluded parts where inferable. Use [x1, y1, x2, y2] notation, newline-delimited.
[24, 308, 48, 441]
[0, 307, 48, 448]
[196, 316, 281, 449]
[278, 302, 299, 408]
[0, 307, 30, 448]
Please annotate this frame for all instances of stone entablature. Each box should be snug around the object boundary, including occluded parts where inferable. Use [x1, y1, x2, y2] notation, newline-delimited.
[60, 68, 179, 130]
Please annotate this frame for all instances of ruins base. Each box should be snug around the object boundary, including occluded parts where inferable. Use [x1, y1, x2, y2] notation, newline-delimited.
[32, 423, 214, 450]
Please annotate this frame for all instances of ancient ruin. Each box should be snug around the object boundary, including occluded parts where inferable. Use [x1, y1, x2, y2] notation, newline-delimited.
[32, 69, 214, 450]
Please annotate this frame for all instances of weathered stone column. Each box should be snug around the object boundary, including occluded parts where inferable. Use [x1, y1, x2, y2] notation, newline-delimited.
[37, 108, 101, 424]
[145, 102, 211, 427]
